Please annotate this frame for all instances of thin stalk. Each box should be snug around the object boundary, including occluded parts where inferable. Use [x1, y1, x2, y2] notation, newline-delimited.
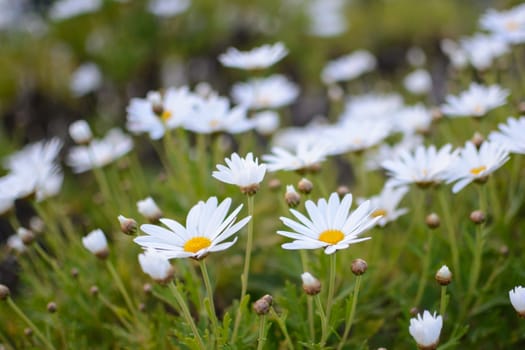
[105, 260, 137, 320]
[97, 293, 134, 330]
[313, 173, 329, 198]
[7, 297, 56, 350]
[338, 275, 362, 350]
[168, 282, 206, 350]
[196, 133, 208, 196]
[199, 260, 220, 333]
[314, 294, 328, 347]
[440, 285, 449, 318]
[232, 194, 255, 342]
[256, 315, 268, 350]
[300, 251, 315, 342]
[414, 232, 434, 307]
[438, 190, 461, 286]
[465, 225, 484, 316]
[269, 307, 295, 350]
[325, 253, 337, 325]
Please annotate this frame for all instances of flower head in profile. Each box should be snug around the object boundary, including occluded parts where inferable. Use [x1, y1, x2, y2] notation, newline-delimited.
[231, 75, 299, 110]
[441, 83, 509, 118]
[403, 69, 432, 95]
[134, 197, 251, 260]
[321, 50, 376, 84]
[212, 152, 266, 195]
[489, 116, 525, 154]
[409, 310, 443, 350]
[509, 285, 525, 317]
[278, 192, 379, 254]
[82, 229, 109, 259]
[382, 144, 458, 188]
[480, 4, 525, 44]
[263, 140, 331, 174]
[359, 186, 409, 227]
[138, 249, 175, 283]
[444, 141, 509, 193]
[218, 42, 288, 70]
[70, 62, 102, 97]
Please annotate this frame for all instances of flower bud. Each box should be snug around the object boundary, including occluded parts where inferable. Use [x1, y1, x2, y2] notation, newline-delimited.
[118, 215, 138, 235]
[499, 245, 509, 256]
[301, 272, 321, 295]
[137, 197, 163, 222]
[285, 185, 301, 208]
[297, 178, 313, 194]
[351, 258, 368, 276]
[268, 178, 281, 191]
[29, 216, 45, 233]
[138, 249, 175, 284]
[82, 229, 109, 259]
[435, 265, 452, 286]
[509, 286, 525, 317]
[425, 213, 440, 229]
[47, 301, 57, 313]
[71, 268, 79, 279]
[469, 210, 485, 225]
[336, 185, 350, 198]
[69, 120, 93, 145]
[90, 285, 99, 296]
[143, 283, 153, 294]
[253, 294, 273, 315]
[17, 227, 35, 245]
[410, 307, 419, 316]
[24, 328, 33, 337]
[0, 284, 10, 300]
[471, 132, 484, 148]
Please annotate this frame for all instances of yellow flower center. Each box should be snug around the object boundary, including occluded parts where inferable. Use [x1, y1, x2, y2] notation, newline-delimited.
[473, 104, 485, 115]
[371, 209, 387, 218]
[505, 20, 519, 32]
[161, 110, 172, 122]
[183, 237, 212, 253]
[318, 229, 345, 245]
[209, 119, 220, 129]
[470, 165, 487, 176]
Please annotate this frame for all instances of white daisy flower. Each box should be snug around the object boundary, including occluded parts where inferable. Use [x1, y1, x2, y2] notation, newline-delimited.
[0, 183, 15, 216]
[148, 0, 190, 18]
[489, 116, 525, 154]
[70, 62, 102, 97]
[480, 4, 525, 44]
[440, 38, 468, 69]
[326, 119, 391, 155]
[342, 93, 403, 122]
[441, 83, 509, 118]
[252, 110, 280, 135]
[212, 152, 266, 195]
[408, 310, 443, 350]
[137, 197, 163, 221]
[134, 197, 251, 260]
[394, 104, 433, 135]
[307, 0, 348, 38]
[69, 120, 93, 144]
[138, 249, 174, 283]
[126, 86, 200, 140]
[444, 141, 509, 194]
[183, 95, 252, 134]
[460, 33, 509, 71]
[82, 229, 109, 259]
[263, 140, 331, 173]
[366, 134, 423, 171]
[509, 285, 525, 317]
[49, 0, 101, 21]
[67, 128, 133, 173]
[359, 186, 409, 227]
[278, 192, 378, 254]
[381, 144, 458, 188]
[403, 69, 432, 95]
[321, 50, 376, 84]
[7, 234, 26, 253]
[231, 75, 299, 110]
[218, 42, 288, 70]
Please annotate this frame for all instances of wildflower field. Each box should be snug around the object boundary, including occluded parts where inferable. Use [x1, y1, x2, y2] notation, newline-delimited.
[2, 0, 525, 349]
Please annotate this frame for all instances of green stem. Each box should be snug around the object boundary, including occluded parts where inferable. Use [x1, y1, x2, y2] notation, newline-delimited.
[269, 307, 295, 350]
[168, 282, 206, 350]
[199, 260, 220, 334]
[338, 275, 362, 350]
[97, 293, 134, 330]
[325, 253, 337, 325]
[440, 285, 449, 318]
[232, 195, 255, 342]
[257, 315, 268, 350]
[105, 260, 137, 320]
[438, 190, 461, 287]
[414, 232, 434, 307]
[7, 297, 56, 350]
[300, 251, 315, 342]
[314, 294, 328, 347]
[464, 225, 484, 318]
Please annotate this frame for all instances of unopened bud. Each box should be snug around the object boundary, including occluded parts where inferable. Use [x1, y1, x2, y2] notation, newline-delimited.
[425, 213, 440, 229]
[152, 102, 164, 116]
[301, 272, 321, 295]
[143, 283, 153, 294]
[435, 265, 452, 286]
[118, 215, 138, 235]
[351, 258, 368, 276]
[0, 285, 10, 300]
[253, 294, 273, 315]
[431, 107, 443, 122]
[268, 178, 281, 191]
[90, 285, 99, 296]
[17, 228, 35, 245]
[409, 307, 419, 316]
[139, 303, 146, 312]
[297, 178, 313, 194]
[71, 268, 79, 279]
[24, 328, 33, 337]
[69, 120, 93, 145]
[47, 302, 57, 313]
[29, 216, 45, 233]
[499, 245, 509, 256]
[327, 84, 344, 102]
[471, 132, 484, 148]
[285, 185, 301, 208]
[470, 210, 485, 224]
[336, 185, 350, 198]
[137, 197, 163, 222]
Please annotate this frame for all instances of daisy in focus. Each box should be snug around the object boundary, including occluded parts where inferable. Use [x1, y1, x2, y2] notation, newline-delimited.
[444, 140, 509, 193]
[489, 116, 525, 154]
[218, 42, 288, 70]
[440, 83, 509, 118]
[381, 144, 458, 188]
[212, 152, 267, 195]
[231, 75, 299, 110]
[408, 310, 443, 350]
[134, 197, 251, 260]
[509, 285, 525, 317]
[278, 192, 379, 254]
[359, 186, 409, 227]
